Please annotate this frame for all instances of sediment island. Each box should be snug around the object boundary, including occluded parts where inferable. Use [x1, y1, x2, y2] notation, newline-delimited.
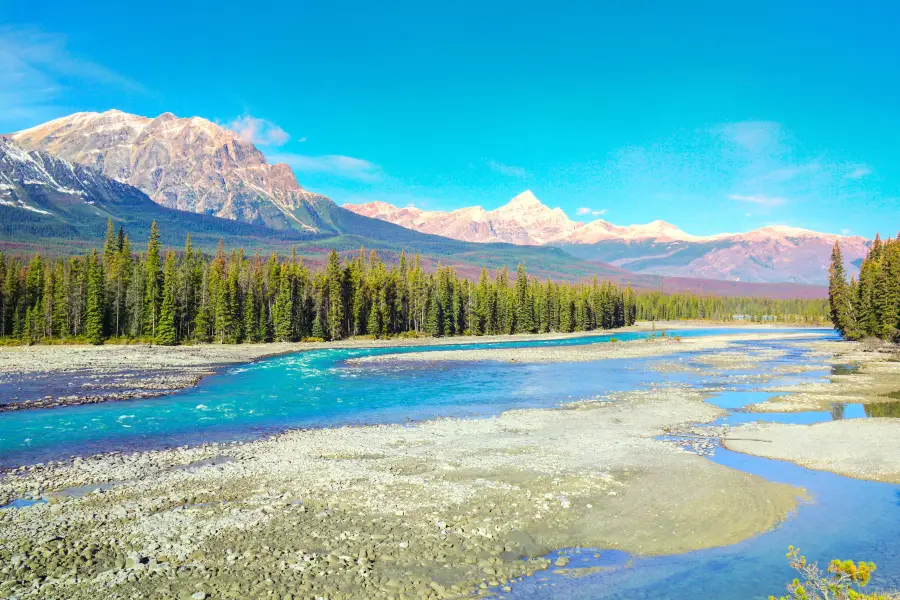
[1, 327, 899, 599]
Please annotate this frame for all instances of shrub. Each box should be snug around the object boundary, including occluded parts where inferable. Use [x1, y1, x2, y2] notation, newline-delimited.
[770, 546, 899, 600]
[301, 336, 326, 343]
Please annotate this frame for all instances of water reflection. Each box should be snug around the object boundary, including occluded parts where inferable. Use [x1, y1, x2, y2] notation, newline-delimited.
[865, 401, 900, 418]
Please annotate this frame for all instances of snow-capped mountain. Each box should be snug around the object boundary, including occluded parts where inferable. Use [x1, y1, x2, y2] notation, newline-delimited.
[345, 191, 582, 245]
[12, 110, 331, 232]
[0, 136, 150, 214]
[344, 192, 870, 284]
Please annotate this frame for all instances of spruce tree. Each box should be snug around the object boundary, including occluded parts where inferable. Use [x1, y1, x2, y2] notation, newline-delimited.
[325, 250, 344, 340]
[827, 241, 857, 339]
[143, 221, 163, 338]
[156, 251, 178, 345]
[425, 291, 442, 337]
[85, 250, 105, 345]
[514, 263, 534, 333]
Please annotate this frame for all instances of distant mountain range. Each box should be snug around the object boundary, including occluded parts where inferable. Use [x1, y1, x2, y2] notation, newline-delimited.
[0, 109, 841, 298]
[345, 192, 870, 285]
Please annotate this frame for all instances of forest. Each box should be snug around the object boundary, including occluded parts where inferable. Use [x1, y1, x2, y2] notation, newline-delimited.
[829, 235, 900, 341]
[0, 220, 828, 346]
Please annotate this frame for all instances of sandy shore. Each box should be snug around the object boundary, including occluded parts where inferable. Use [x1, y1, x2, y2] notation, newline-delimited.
[0, 386, 801, 599]
[725, 419, 900, 484]
[0, 322, 807, 412]
[746, 339, 900, 413]
[349, 331, 823, 366]
[715, 338, 900, 484]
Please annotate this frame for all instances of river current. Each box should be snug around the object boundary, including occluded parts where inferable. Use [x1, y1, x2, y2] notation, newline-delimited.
[2, 327, 899, 598]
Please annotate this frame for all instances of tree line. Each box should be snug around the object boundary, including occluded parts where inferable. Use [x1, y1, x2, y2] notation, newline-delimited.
[829, 235, 900, 341]
[635, 291, 827, 324]
[0, 220, 827, 346]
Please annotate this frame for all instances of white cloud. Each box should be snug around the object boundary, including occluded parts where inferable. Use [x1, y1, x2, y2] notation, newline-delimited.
[225, 114, 290, 147]
[269, 153, 383, 182]
[0, 26, 142, 129]
[576, 207, 607, 216]
[729, 194, 787, 207]
[486, 160, 528, 178]
[845, 165, 872, 180]
[715, 121, 784, 153]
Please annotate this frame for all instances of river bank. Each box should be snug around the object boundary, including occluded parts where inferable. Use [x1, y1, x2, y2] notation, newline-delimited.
[0, 322, 805, 412]
[719, 338, 900, 484]
[0, 387, 800, 600]
[348, 331, 821, 366]
[6, 327, 892, 600]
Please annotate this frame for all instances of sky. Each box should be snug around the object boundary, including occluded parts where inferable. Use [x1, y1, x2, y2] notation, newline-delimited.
[1, 0, 899, 237]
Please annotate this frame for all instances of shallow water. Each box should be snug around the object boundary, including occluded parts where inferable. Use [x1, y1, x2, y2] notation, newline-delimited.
[4, 326, 897, 598]
[497, 334, 900, 599]
[0, 327, 814, 467]
[498, 448, 900, 599]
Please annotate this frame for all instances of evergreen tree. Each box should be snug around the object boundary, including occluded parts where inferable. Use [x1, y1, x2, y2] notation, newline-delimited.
[514, 263, 534, 333]
[85, 250, 105, 345]
[828, 241, 857, 338]
[325, 250, 344, 340]
[155, 251, 178, 345]
[425, 291, 442, 337]
[143, 221, 163, 337]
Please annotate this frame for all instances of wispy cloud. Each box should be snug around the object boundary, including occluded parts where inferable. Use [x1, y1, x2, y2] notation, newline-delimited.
[269, 153, 383, 182]
[729, 194, 787, 207]
[576, 207, 607, 217]
[846, 165, 873, 180]
[715, 121, 784, 153]
[0, 26, 143, 129]
[486, 160, 528, 178]
[224, 114, 290, 147]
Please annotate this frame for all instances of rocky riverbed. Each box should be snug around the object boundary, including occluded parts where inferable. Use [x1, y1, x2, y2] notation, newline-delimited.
[0, 387, 800, 600]
[0, 324, 691, 412]
[347, 332, 821, 367]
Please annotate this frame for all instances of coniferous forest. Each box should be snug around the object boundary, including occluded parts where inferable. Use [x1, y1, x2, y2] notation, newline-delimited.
[829, 235, 900, 341]
[0, 220, 828, 346]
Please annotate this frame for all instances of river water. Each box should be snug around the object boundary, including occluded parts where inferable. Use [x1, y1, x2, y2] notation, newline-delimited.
[2, 327, 899, 598]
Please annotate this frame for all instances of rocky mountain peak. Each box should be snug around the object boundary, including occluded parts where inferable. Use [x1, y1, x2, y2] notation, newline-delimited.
[12, 110, 332, 232]
[507, 190, 542, 207]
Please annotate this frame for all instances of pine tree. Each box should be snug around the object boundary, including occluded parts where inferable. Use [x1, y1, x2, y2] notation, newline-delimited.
[325, 250, 344, 340]
[143, 221, 163, 337]
[514, 263, 534, 334]
[425, 291, 442, 337]
[156, 251, 178, 345]
[85, 250, 105, 345]
[828, 241, 857, 339]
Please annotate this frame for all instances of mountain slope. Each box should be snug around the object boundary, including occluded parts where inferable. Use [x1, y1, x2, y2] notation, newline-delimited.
[0, 136, 319, 250]
[557, 226, 870, 285]
[0, 136, 631, 281]
[345, 191, 582, 245]
[0, 136, 827, 299]
[11, 110, 334, 233]
[344, 193, 870, 284]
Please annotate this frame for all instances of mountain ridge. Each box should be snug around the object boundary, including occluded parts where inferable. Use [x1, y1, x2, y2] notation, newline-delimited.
[343, 193, 870, 284]
[11, 109, 334, 233]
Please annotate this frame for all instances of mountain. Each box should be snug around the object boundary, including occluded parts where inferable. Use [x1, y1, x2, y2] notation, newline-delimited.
[0, 136, 318, 251]
[345, 191, 582, 245]
[344, 193, 870, 285]
[11, 110, 335, 233]
[0, 135, 827, 299]
[0, 136, 632, 282]
[559, 226, 870, 285]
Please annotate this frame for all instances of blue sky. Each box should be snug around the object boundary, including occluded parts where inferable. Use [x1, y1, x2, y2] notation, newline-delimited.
[2, 0, 898, 237]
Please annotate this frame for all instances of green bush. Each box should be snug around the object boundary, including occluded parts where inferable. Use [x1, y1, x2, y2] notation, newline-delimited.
[770, 546, 899, 600]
